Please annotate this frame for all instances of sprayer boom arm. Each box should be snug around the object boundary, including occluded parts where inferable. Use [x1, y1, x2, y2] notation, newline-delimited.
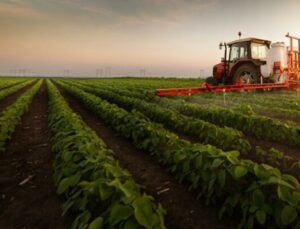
[156, 81, 300, 96]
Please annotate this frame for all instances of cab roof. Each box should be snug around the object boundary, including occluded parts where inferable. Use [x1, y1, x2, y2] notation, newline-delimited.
[228, 37, 271, 46]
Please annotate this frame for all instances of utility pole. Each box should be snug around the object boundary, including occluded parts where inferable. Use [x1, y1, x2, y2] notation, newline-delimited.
[18, 69, 26, 77]
[96, 68, 103, 77]
[200, 69, 204, 78]
[63, 69, 70, 77]
[140, 69, 146, 77]
[105, 67, 111, 77]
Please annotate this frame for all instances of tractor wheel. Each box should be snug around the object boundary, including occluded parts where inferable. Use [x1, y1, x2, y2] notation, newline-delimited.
[233, 64, 260, 85]
[206, 76, 219, 86]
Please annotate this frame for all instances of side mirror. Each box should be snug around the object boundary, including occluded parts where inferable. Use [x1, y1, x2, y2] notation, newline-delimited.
[219, 42, 223, 50]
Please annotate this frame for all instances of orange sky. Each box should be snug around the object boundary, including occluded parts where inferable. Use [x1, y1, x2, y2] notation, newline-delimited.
[1, 0, 300, 77]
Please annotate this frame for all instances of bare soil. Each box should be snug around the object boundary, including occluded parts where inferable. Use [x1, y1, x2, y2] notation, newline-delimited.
[0, 82, 69, 229]
[58, 85, 236, 229]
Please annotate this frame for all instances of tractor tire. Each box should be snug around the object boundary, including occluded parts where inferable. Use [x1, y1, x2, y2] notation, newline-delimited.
[233, 64, 260, 85]
[206, 76, 219, 86]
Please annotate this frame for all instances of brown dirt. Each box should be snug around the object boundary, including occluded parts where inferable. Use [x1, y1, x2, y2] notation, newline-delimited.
[0, 81, 36, 113]
[0, 82, 69, 229]
[58, 85, 236, 229]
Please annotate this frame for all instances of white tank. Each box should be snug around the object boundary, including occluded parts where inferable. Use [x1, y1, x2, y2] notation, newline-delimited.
[261, 42, 288, 81]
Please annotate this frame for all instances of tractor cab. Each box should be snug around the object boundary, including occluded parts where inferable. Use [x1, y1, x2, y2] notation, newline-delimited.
[228, 38, 270, 63]
[208, 38, 271, 85]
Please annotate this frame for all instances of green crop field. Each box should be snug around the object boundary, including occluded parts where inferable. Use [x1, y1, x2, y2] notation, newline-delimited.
[1, 77, 300, 229]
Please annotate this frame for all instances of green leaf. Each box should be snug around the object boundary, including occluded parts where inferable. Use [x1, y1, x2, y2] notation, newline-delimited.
[109, 204, 133, 226]
[72, 210, 91, 229]
[123, 218, 141, 229]
[249, 206, 258, 213]
[62, 200, 74, 215]
[99, 183, 114, 201]
[234, 165, 248, 179]
[133, 195, 155, 228]
[260, 176, 295, 189]
[255, 210, 266, 225]
[252, 189, 264, 206]
[211, 158, 223, 169]
[277, 185, 297, 205]
[217, 170, 226, 188]
[57, 174, 81, 194]
[89, 217, 103, 229]
[281, 206, 297, 225]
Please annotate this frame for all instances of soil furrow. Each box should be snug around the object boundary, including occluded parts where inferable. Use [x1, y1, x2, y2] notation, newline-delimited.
[58, 85, 236, 229]
[0, 82, 69, 229]
[0, 81, 36, 113]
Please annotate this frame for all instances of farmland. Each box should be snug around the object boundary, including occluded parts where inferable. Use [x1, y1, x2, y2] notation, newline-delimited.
[0, 77, 300, 229]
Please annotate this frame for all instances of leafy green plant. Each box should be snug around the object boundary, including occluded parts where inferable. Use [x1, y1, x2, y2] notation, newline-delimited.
[47, 80, 166, 229]
[231, 104, 255, 116]
[0, 80, 41, 152]
[57, 80, 300, 228]
[62, 80, 251, 154]
[151, 97, 300, 147]
[0, 79, 34, 101]
[0, 78, 29, 90]
[255, 146, 293, 170]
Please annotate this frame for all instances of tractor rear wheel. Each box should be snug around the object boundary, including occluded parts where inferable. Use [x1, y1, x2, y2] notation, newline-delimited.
[233, 64, 260, 85]
[206, 76, 219, 86]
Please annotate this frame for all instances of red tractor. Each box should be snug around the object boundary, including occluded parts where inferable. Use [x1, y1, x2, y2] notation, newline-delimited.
[207, 37, 272, 85]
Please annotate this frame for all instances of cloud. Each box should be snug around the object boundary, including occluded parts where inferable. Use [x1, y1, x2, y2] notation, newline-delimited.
[58, 0, 217, 27]
[0, 2, 42, 19]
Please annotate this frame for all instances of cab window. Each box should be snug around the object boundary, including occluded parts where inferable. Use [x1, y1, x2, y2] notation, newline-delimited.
[230, 44, 248, 61]
[251, 43, 267, 60]
[240, 46, 248, 58]
[230, 46, 239, 60]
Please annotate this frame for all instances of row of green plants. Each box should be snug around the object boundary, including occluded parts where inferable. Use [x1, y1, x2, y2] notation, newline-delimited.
[64, 80, 250, 154]
[77, 80, 150, 99]
[47, 80, 166, 229]
[0, 79, 33, 101]
[74, 78, 202, 90]
[75, 81, 300, 146]
[0, 80, 41, 152]
[0, 78, 28, 90]
[58, 80, 300, 228]
[230, 104, 300, 125]
[150, 97, 300, 147]
[186, 93, 300, 123]
[189, 91, 300, 111]
[67, 81, 300, 179]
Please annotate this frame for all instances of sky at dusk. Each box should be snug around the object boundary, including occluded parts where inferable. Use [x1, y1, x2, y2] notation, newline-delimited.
[1, 0, 300, 77]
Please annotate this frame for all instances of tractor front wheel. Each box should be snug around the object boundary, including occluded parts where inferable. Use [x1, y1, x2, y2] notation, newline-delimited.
[206, 76, 219, 86]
